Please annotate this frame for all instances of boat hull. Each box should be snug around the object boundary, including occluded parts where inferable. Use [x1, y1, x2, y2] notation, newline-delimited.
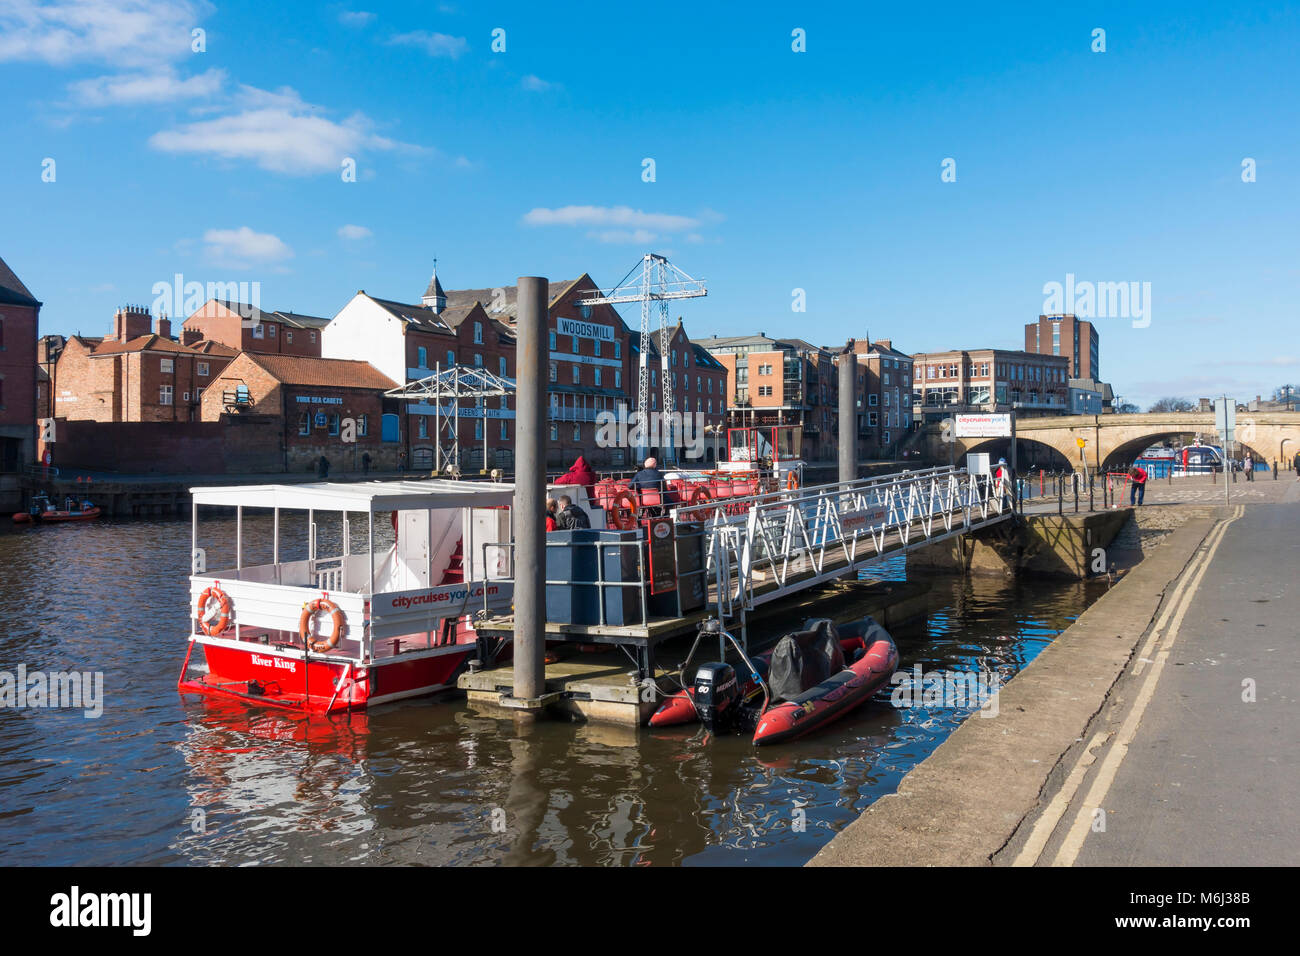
[178, 639, 475, 715]
[752, 635, 898, 746]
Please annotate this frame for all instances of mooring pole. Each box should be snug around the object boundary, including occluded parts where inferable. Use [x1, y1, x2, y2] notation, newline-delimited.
[838, 344, 856, 486]
[512, 276, 548, 706]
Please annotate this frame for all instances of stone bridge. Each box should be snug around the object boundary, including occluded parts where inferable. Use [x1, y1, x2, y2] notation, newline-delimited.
[933, 411, 1300, 471]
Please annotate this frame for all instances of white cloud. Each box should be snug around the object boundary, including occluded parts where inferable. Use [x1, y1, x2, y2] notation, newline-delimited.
[337, 224, 372, 240]
[338, 10, 375, 27]
[522, 205, 701, 232]
[0, 0, 213, 67]
[149, 84, 414, 174]
[521, 74, 557, 92]
[387, 30, 467, 58]
[201, 226, 293, 269]
[69, 66, 225, 106]
[589, 228, 657, 245]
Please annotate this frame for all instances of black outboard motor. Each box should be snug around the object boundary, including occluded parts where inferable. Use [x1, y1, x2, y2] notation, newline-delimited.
[693, 662, 740, 732]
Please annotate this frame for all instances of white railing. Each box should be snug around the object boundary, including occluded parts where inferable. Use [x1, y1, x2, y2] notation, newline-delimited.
[686, 466, 1009, 613]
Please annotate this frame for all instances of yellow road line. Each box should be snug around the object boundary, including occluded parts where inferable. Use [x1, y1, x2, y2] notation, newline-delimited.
[1050, 505, 1242, 866]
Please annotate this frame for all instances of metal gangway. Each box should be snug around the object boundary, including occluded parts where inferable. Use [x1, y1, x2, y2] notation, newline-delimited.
[685, 465, 1012, 640]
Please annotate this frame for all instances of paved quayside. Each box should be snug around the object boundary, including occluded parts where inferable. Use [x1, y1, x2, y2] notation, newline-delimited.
[809, 478, 1300, 866]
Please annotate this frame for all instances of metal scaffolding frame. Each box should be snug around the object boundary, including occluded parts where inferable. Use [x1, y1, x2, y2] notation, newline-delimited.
[577, 254, 707, 463]
[385, 364, 516, 474]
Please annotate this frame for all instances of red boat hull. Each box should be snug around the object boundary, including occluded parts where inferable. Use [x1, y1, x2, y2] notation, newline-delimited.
[11, 507, 101, 523]
[178, 640, 473, 715]
[752, 635, 898, 746]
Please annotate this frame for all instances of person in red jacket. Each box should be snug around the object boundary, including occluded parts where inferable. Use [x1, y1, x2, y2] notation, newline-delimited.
[554, 455, 597, 500]
[1129, 465, 1148, 506]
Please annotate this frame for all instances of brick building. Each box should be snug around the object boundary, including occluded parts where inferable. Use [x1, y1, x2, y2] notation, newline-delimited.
[1, 255, 40, 494]
[1025, 313, 1099, 380]
[698, 334, 838, 461]
[852, 339, 914, 456]
[911, 347, 1070, 423]
[181, 299, 330, 356]
[200, 352, 400, 472]
[52, 306, 236, 423]
[324, 269, 517, 472]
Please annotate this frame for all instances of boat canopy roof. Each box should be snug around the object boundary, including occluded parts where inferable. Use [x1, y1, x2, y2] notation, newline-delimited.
[190, 479, 515, 512]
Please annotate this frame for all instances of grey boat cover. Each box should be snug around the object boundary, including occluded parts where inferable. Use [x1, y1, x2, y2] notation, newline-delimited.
[767, 618, 845, 704]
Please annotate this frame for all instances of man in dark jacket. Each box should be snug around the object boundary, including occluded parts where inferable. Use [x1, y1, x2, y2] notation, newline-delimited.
[555, 495, 591, 530]
[627, 457, 666, 495]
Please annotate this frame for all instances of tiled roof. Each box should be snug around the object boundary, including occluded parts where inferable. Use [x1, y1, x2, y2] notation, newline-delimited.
[269, 310, 330, 330]
[191, 340, 239, 356]
[242, 353, 397, 389]
[366, 295, 458, 334]
[443, 277, 586, 322]
[91, 334, 202, 356]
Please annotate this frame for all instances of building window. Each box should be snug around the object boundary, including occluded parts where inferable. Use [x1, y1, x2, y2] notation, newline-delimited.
[310, 331, 317, 343]
[549, 362, 558, 382]
[160, 385, 173, 405]
[358, 414, 368, 437]
[868, 411, 878, 426]
[549, 331, 557, 350]
[418, 417, 429, 439]
[549, 423, 558, 441]
[572, 336, 580, 354]
[572, 366, 580, 384]
[572, 424, 581, 441]
[499, 356, 507, 376]
[594, 367, 602, 386]
[286, 331, 293, 344]
[268, 324, 276, 338]
[594, 340, 602, 357]
[614, 341, 621, 359]
[869, 394, 878, 406]
[298, 412, 310, 435]
[615, 370, 621, 388]
[182, 391, 190, 402]
[474, 321, 483, 344]
[500, 420, 508, 440]
[418, 346, 428, 368]
[161, 358, 174, 373]
[197, 362, 209, 377]
[328, 414, 340, 436]
[475, 420, 484, 440]
[474, 353, 483, 367]
[447, 350, 455, 368]
[252, 324, 264, 339]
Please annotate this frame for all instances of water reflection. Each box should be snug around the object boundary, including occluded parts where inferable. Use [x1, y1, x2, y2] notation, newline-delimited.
[1, 516, 1103, 866]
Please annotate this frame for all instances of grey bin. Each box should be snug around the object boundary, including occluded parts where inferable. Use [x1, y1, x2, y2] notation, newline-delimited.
[545, 529, 644, 626]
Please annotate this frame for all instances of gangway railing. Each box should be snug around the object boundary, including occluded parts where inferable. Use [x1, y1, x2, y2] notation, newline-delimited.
[683, 466, 1011, 632]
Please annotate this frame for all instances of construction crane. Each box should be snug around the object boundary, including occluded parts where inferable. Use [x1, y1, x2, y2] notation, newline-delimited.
[577, 254, 707, 462]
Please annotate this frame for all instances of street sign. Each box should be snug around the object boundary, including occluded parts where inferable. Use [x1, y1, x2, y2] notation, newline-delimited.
[1076, 437, 1087, 448]
[1213, 397, 1236, 443]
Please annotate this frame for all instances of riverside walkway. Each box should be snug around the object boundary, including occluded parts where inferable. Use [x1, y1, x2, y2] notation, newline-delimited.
[811, 476, 1300, 866]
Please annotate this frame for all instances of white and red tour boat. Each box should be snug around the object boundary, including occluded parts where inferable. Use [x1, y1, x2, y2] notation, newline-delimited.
[178, 480, 523, 715]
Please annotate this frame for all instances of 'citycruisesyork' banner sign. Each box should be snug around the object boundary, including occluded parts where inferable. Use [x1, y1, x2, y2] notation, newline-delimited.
[375, 582, 514, 618]
[955, 413, 1012, 438]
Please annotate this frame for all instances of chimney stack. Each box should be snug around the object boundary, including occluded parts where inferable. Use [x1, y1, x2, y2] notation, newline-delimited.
[156, 315, 172, 339]
[113, 304, 152, 342]
[181, 328, 203, 347]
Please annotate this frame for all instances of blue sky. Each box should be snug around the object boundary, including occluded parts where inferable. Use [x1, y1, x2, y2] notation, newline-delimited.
[2, 0, 1297, 409]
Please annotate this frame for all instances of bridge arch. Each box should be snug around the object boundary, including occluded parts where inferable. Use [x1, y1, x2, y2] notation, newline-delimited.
[963, 436, 1073, 471]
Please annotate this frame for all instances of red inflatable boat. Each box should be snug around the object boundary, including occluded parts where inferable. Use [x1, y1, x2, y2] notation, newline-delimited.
[656, 617, 899, 746]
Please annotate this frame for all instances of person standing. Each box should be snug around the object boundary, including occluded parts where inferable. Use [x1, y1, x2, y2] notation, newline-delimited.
[1243, 452, 1253, 481]
[556, 495, 591, 530]
[318, 455, 330, 479]
[1129, 464, 1147, 506]
[361, 451, 372, 475]
[545, 498, 559, 532]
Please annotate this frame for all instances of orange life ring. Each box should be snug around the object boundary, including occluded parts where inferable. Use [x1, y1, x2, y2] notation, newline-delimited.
[609, 490, 639, 530]
[683, 485, 713, 522]
[196, 585, 232, 636]
[299, 597, 346, 653]
[786, 471, 800, 491]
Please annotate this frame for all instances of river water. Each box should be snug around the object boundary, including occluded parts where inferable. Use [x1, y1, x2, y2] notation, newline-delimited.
[0, 514, 1106, 866]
